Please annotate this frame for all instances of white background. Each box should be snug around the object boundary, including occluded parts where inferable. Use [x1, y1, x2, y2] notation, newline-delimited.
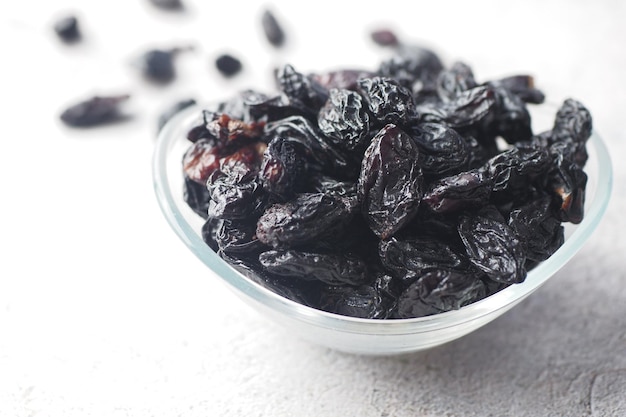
[1, 1, 625, 416]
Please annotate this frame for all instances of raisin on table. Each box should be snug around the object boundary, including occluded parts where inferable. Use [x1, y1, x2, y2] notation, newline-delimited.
[370, 28, 400, 47]
[215, 54, 243, 77]
[148, 0, 184, 10]
[137, 46, 192, 83]
[53, 15, 81, 43]
[261, 9, 286, 47]
[60, 95, 130, 127]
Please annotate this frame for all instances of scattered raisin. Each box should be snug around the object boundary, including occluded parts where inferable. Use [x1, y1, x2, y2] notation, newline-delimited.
[261, 9, 286, 47]
[138, 46, 191, 83]
[215, 54, 243, 77]
[370, 29, 400, 47]
[60, 95, 130, 127]
[148, 0, 184, 10]
[53, 15, 81, 43]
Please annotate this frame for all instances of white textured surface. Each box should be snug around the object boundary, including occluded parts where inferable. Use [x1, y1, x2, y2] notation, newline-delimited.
[1, 1, 625, 416]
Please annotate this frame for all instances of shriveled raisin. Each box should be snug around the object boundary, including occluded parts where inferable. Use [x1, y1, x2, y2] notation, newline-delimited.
[357, 124, 423, 239]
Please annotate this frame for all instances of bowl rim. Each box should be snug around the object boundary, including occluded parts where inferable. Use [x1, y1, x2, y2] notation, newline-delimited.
[152, 104, 613, 335]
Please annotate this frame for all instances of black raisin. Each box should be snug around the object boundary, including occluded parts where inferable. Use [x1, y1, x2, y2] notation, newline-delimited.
[261, 9, 286, 47]
[357, 124, 423, 239]
[458, 214, 526, 285]
[256, 193, 353, 249]
[148, 0, 184, 10]
[259, 250, 370, 286]
[215, 54, 243, 77]
[59, 95, 130, 127]
[370, 29, 400, 47]
[53, 15, 81, 43]
[394, 269, 487, 318]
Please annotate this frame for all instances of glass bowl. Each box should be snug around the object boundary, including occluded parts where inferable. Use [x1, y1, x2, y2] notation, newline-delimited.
[152, 104, 612, 355]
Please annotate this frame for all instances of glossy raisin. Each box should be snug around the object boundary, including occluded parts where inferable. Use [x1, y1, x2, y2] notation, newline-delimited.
[379, 237, 468, 285]
[317, 273, 400, 319]
[458, 214, 526, 285]
[487, 75, 545, 104]
[256, 193, 353, 249]
[483, 144, 551, 194]
[508, 195, 564, 261]
[358, 124, 423, 239]
[317, 88, 371, 151]
[394, 269, 487, 318]
[206, 143, 267, 219]
[422, 169, 493, 214]
[356, 77, 415, 126]
[418, 85, 496, 128]
[545, 154, 588, 224]
[259, 135, 307, 199]
[221, 251, 322, 307]
[216, 219, 267, 255]
[265, 115, 359, 180]
[377, 44, 444, 91]
[436, 61, 477, 102]
[259, 250, 369, 286]
[479, 86, 533, 144]
[276, 64, 329, 114]
[410, 122, 471, 177]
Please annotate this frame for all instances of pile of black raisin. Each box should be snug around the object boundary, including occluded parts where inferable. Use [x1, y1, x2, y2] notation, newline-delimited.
[180, 44, 592, 319]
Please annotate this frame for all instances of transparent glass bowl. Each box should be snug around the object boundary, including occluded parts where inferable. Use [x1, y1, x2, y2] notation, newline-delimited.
[152, 104, 612, 355]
